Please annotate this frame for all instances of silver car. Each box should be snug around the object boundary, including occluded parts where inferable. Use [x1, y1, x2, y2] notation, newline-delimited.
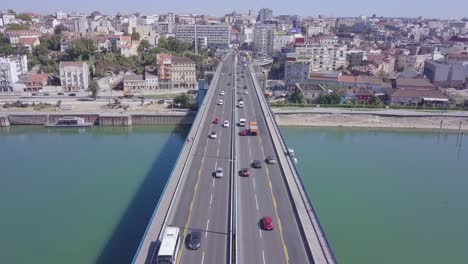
[215, 167, 224, 178]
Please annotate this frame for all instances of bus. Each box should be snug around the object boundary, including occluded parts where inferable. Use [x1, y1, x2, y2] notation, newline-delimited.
[156, 227, 181, 264]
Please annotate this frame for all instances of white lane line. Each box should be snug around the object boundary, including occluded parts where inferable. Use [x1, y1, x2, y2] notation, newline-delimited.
[259, 229, 263, 238]
[252, 177, 256, 190]
[205, 219, 210, 238]
[209, 193, 213, 208]
[255, 194, 259, 211]
[212, 178, 215, 187]
[201, 251, 205, 264]
[262, 250, 266, 264]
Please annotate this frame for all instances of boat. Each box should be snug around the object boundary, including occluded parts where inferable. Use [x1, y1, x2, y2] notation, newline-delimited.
[45, 117, 94, 127]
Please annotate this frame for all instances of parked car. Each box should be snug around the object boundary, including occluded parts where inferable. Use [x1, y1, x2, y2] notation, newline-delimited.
[57, 92, 64, 95]
[68, 93, 76, 96]
[261, 216, 274, 231]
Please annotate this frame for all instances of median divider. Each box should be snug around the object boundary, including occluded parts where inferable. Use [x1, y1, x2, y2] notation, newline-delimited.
[248, 64, 338, 264]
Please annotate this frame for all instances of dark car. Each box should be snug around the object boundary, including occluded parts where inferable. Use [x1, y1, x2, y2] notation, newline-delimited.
[261, 216, 274, 231]
[68, 93, 76, 96]
[243, 85, 247, 89]
[187, 230, 202, 250]
[240, 168, 250, 177]
[252, 160, 262, 168]
[57, 92, 64, 95]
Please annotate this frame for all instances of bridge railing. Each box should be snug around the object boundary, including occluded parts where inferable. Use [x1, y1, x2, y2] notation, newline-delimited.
[248, 64, 338, 264]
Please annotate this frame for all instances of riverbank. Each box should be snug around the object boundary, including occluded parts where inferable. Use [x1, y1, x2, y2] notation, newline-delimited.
[274, 108, 468, 131]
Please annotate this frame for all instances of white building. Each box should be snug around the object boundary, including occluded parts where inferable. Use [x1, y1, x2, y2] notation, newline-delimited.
[0, 55, 28, 93]
[59, 61, 89, 91]
[284, 61, 310, 85]
[273, 32, 294, 51]
[175, 24, 230, 49]
[240, 27, 253, 45]
[286, 39, 348, 71]
[253, 24, 274, 55]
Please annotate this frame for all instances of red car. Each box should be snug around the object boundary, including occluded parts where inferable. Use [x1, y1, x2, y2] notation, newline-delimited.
[239, 129, 247, 136]
[239, 168, 250, 177]
[261, 216, 274, 231]
[213, 117, 220, 124]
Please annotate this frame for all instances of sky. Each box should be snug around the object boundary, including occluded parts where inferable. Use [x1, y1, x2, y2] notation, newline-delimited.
[2, 0, 466, 19]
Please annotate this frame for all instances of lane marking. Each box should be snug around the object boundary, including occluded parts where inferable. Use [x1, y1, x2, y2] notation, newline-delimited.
[259, 229, 262, 238]
[255, 194, 259, 211]
[205, 219, 210, 238]
[201, 251, 205, 264]
[212, 178, 215, 187]
[209, 193, 213, 208]
[262, 250, 266, 264]
[252, 176, 256, 190]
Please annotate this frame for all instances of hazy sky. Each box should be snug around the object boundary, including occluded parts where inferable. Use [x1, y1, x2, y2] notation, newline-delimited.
[3, 0, 466, 19]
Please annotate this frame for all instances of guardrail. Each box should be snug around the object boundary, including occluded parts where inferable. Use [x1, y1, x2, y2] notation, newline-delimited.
[248, 64, 338, 264]
[132, 59, 225, 264]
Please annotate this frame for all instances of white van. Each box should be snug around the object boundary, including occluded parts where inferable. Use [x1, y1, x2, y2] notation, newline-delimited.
[239, 118, 246, 127]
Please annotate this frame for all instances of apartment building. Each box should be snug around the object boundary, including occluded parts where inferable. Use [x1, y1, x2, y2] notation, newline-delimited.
[286, 39, 347, 71]
[171, 56, 197, 89]
[0, 55, 28, 93]
[253, 24, 274, 55]
[175, 24, 230, 49]
[59, 61, 89, 91]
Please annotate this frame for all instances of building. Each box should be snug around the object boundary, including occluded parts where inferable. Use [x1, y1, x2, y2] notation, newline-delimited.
[171, 56, 197, 89]
[424, 60, 468, 89]
[157, 53, 172, 88]
[0, 55, 28, 93]
[253, 24, 274, 55]
[25, 74, 49, 92]
[390, 87, 448, 106]
[257, 8, 273, 23]
[273, 32, 294, 51]
[287, 40, 347, 71]
[284, 61, 310, 85]
[5, 30, 41, 46]
[175, 24, 230, 49]
[59, 61, 89, 91]
[240, 26, 253, 45]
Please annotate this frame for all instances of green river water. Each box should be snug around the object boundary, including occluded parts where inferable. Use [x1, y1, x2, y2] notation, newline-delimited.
[0, 126, 467, 263]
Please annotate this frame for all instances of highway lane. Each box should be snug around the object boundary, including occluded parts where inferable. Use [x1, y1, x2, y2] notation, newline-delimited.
[236, 59, 311, 264]
[168, 54, 235, 264]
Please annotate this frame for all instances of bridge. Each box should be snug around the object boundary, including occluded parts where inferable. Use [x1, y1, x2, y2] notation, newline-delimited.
[132, 53, 337, 264]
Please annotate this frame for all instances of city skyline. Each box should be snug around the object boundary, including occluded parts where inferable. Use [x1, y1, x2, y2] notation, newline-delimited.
[2, 0, 468, 19]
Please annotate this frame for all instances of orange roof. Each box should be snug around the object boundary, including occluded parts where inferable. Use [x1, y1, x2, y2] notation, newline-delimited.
[18, 37, 39, 45]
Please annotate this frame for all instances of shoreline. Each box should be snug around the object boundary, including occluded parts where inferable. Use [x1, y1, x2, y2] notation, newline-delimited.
[275, 113, 468, 132]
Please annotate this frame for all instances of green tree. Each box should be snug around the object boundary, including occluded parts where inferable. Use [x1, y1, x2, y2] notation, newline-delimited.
[54, 24, 70, 35]
[46, 35, 61, 51]
[173, 93, 193, 108]
[89, 80, 99, 98]
[0, 35, 20, 55]
[131, 32, 141, 41]
[16, 13, 32, 21]
[319, 92, 341, 104]
[65, 38, 97, 61]
[158, 36, 190, 54]
[290, 90, 305, 104]
[138, 39, 150, 52]
[6, 24, 30, 30]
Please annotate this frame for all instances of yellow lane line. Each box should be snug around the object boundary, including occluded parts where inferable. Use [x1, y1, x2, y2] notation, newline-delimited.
[258, 134, 290, 264]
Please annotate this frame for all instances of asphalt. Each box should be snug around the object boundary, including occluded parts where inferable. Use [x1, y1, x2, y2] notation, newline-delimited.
[168, 54, 236, 264]
[236, 60, 311, 264]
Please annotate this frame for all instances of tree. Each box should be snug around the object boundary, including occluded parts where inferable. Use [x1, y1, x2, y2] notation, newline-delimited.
[0, 35, 20, 55]
[54, 24, 70, 35]
[173, 93, 193, 108]
[16, 13, 32, 21]
[138, 39, 150, 53]
[65, 38, 97, 61]
[319, 92, 341, 104]
[89, 80, 99, 98]
[290, 90, 305, 104]
[46, 35, 61, 51]
[131, 32, 141, 41]
[158, 36, 190, 54]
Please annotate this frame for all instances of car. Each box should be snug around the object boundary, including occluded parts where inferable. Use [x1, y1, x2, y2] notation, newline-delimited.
[238, 101, 244, 108]
[243, 85, 247, 89]
[237, 91, 242, 94]
[252, 160, 262, 168]
[239, 129, 247, 136]
[266, 156, 277, 164]
[223, 120, 230, 127]
[240, 168, 250, 177]
[238, 98, 243, 102]
[220, 91, 225, 96]
[239, 118, 246, 127]
[31, 93, 37, 96]
[227, 82, 231, 86]
[213, 117, 220, 124]
[217, 99, 224, 105]
[210, 132, 217, 139]
[187, 230, 202, 250]
[261, 216, 274, 231]
[43, 92, 50, 96]
[68, 93, 76, 96]
[244, 91, 249, 95]
[57, 92, 64, 95]
[215, 167, 224, 178]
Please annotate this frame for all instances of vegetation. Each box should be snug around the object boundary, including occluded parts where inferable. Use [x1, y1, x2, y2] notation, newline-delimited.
[16, 13, 32, 21]
[89, 80, 100, 97]
[289, 90, 305, 104]
[0, 35, 23, 55]
[54, 24, 70, 35]
[318, 93, 341, 104]
[65, 38, 97, 61]
[173, 93, 194, 108]
[6, 24, 30, 31]
[131, 32, 140, 41]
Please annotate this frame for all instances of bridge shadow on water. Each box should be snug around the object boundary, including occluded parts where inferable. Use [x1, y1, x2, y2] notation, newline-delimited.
[95, 124, 190, 264]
